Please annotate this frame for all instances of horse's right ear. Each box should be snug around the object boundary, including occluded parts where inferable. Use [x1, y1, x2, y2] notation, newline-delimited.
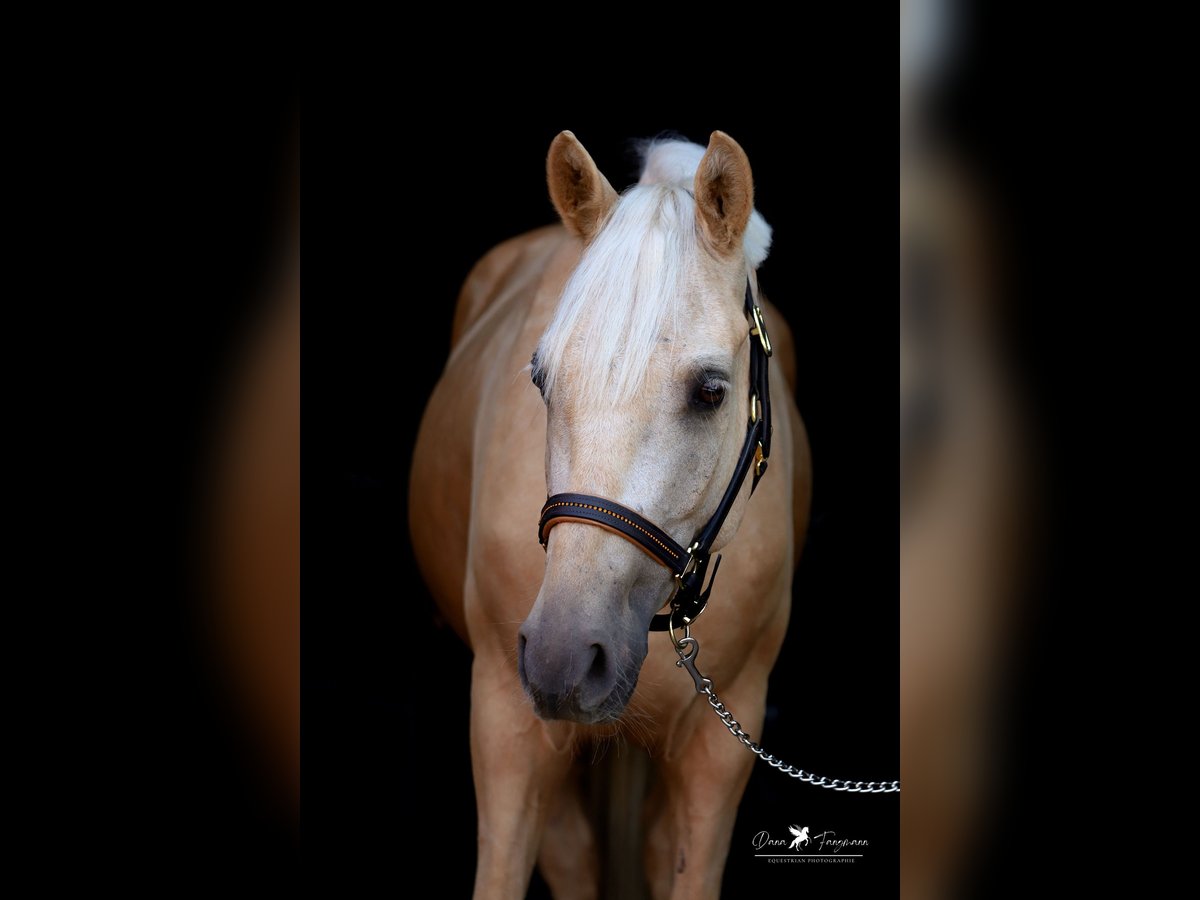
[547, 131, 618, 241]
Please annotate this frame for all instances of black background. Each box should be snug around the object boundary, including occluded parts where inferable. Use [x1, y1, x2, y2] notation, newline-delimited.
[114, 8, 1091, 894]
[305, 109, 897, 893]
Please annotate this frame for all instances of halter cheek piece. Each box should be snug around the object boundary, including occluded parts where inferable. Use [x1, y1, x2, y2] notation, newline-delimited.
[538, 278, 773, 633]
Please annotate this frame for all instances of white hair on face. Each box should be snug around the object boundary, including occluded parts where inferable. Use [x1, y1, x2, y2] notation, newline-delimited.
[535, 139, 772, 402]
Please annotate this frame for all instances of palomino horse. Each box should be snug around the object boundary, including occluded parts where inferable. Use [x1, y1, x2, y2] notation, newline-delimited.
[410, 131, 811, 898]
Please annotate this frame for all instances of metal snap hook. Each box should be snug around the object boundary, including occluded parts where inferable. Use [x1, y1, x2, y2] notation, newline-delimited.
[673, 635, 713, 694]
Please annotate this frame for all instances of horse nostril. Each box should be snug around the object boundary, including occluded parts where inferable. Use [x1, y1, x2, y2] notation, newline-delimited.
[517, 632, 528, 683]
[587, 643, 608, 683]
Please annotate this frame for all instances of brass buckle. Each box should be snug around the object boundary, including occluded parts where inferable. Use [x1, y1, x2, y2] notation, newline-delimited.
[749, 305, 773, 357]
[754, 441, 767, 477]
[749, 394, 759, 424]
[660, 542, 701, 615]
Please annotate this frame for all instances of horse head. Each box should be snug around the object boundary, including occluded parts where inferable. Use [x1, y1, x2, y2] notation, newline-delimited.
[517, 131, 772, 724]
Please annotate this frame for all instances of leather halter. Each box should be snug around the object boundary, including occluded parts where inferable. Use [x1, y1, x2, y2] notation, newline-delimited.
[538, 278, 773, 632]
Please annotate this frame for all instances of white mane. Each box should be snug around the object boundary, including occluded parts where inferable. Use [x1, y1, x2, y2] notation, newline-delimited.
[535, 139, 772, 402]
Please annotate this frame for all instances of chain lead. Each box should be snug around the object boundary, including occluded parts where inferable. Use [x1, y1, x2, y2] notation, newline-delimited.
[675, 636, 899, 794]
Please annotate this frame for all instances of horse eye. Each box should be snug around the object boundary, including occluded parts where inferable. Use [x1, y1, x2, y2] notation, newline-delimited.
[692, 381, 726, 410]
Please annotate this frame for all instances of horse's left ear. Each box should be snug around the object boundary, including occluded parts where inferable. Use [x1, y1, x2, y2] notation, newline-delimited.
[694, 131, 755, 258]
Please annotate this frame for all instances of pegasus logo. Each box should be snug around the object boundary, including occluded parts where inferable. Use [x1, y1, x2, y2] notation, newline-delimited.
[788, 825, 810, 849]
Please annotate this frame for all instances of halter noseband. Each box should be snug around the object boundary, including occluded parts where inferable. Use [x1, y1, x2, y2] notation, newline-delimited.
[538, 278, 774, 632]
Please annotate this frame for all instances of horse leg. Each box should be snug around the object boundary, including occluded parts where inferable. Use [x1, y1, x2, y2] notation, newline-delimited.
[643, 773, 674, 899]
[643, 675, 766, 900]
[469, 650, 577, 899]
[536, 763, 599, 900]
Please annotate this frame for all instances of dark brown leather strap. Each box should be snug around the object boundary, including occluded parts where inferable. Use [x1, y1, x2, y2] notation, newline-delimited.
[538, 494, 688, 573]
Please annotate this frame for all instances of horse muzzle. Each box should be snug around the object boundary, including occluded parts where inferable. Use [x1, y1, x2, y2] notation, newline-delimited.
[516, 612, 643, 724]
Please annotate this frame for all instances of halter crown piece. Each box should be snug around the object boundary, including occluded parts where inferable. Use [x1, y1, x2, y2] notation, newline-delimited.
[538, 278, 773, 632]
